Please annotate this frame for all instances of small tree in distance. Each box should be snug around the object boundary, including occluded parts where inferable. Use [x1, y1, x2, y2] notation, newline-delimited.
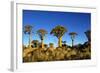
[37, 29, 47, 48]
[24, 25, 33, 48]
[69, 32, 78, 47]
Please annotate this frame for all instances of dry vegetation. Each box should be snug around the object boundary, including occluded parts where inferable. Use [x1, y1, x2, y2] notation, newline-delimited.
[23, 42, 91, 62]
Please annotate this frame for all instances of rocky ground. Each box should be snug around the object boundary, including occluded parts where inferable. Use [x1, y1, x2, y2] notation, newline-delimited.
[23, 42, 91, 62]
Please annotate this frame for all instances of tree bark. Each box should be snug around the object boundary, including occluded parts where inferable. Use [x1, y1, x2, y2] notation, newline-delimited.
[29, 32, 32, 48]
[72, 39, 74, 47]
[58, 37, 62, 47]
[41, 38, 44, 48]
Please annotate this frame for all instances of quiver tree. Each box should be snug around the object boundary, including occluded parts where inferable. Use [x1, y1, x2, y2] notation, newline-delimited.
[62, 41, 67, 47]
[50, 25, 67, 47]
[85, 30, 91, 42]
[37, 29, 47, 48]
[31, 40, 39, 48]
[69, 32, 78, 47]
[24, 25, 33, 48]
[49, 43, 54, 48]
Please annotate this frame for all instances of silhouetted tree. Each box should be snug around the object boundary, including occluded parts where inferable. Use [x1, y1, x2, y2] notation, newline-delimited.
[85, 30, 91, 42]
[69, 32, 77, 47]
[24, 25, 33, 48]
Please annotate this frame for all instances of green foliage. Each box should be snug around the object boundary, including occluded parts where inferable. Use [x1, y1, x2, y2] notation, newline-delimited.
[50, 25, 67, 38]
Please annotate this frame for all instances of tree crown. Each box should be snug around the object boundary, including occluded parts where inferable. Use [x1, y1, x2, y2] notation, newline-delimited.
[50, 25, 67, 38]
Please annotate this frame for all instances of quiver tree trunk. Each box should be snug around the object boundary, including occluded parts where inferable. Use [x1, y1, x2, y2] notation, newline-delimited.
[41, 38, 44, 48]
[72, 39, 74, 47]
[58, 37, 62, 47]
[29, 32, 32, 48]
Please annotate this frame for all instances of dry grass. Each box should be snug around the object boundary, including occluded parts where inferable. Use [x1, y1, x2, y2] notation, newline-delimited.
[23, 43, 91, 62]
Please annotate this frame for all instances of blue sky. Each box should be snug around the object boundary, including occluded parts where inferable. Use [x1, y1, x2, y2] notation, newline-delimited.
[23, 10, 91, 47]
